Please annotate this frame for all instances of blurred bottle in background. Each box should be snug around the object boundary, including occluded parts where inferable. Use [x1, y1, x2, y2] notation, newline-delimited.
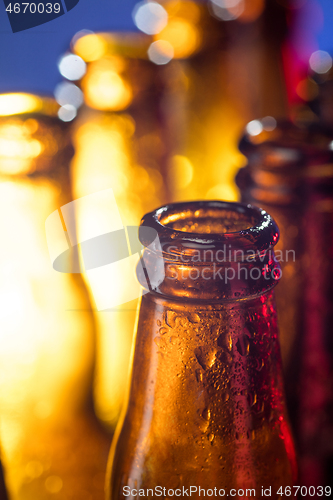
[0, 93, 110, 500]
[60, 0, 291, 429]
[236, 117, 333, 487]
[58, 32, 169, 429]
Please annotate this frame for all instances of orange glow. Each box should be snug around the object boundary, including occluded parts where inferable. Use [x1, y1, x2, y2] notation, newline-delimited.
[238, 0, 265, 23]
[72, 112, 164, 427]
[163, 0, 202, 23]
[296, 78, 319, 101]
[74, 33, 108, 62]
[155, 17, 201, 58]
[0, 102, 104, 498]
[0, 93, 57, 117]
[82, 58, 133, 111]
[0, 123, 43, 175]
[0, 94, 42, 116]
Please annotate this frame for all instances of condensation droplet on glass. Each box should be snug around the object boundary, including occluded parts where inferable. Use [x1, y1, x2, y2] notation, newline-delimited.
[166, 310, 177, 328]
[220, 351, 233, 365]
[189, 312, 201, 323]
[247, 392, 257, 407]
[222, 391, 230, 403]
[195, 347, 217, 370]
[217, 332, 232, 352]
[236, 335, 250, 356]
[195, 369, 203, 383]
[154, 336, 161, 347]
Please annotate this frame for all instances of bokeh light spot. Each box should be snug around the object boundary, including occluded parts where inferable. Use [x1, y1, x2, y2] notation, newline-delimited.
[261, 116, 277, 131]
[148, 40, 174, 65]
[74, 33, 107, 62]
[246, 120, 263, 136]
[58, 54, 87, 81]
[54, 82, 83, 109]
[210, 0, 244, 21]
[309, 50, 332, 74]
[45, 476, 63, 494]
[58, 105, 77, 122]
[155, 18, 200, 58]
[83, 66, 133, 111]
[133, 1, 168, 35]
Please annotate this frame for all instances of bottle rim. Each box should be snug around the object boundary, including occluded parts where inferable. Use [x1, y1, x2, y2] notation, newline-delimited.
[138, 201, 281, 300]
[140, 200, 279, 255]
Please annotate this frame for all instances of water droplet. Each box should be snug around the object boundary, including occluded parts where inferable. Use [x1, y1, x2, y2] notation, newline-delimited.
[159, 327, 168, 335]
[166, 310, 177, 328]
[157, 319, 161, 326]
[247, 392, 257, 407]
[195, 347, 217, 370]
[199, 420, 210, 433]
[195, 369, 203, 383]
[255, 358, 264, 371]
[217, 332, 232, 352]
[202, 407, 211, 421]
[211, 325, 219, 337]
[222, 391, 230, 403]
[189, 313, 200, 323]
[220, 351, 232, 365]
[254, 400, 264, 413]
[208, 433, 214, 442]
[236, 335, 250, 356]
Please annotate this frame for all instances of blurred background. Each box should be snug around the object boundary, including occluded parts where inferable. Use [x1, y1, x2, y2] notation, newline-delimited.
[1, 0, 333, 498]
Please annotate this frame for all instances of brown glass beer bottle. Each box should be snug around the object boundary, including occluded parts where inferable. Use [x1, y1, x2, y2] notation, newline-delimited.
[106, 201, 297, 498]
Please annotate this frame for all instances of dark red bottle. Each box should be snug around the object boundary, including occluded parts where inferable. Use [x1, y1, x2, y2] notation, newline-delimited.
[236, 119, 333, 488]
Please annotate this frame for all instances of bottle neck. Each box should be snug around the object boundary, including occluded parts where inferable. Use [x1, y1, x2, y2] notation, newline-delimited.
[137, 201, 281, 301]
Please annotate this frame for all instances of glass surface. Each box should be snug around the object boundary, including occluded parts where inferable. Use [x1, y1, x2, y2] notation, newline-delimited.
[107, 201, 297, 499]
[236, 118, 333, 488]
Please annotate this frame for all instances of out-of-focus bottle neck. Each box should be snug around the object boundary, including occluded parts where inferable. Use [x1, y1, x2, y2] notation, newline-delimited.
[237, 119, 333, 206]
[0, 93, 73, 178]
[137, 201, 281, 302]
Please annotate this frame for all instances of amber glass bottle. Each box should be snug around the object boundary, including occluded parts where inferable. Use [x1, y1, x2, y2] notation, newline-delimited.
[236, 120, 333, 486]
[107, 201, 297, 498]
[0, 93, 110, 499]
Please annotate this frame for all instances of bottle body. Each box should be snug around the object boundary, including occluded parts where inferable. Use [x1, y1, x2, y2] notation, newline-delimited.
[0, 94, 110, 499]
[236, 119, 333, 486]
[109, 293, 295, 495]
[107, 201, 297, 498]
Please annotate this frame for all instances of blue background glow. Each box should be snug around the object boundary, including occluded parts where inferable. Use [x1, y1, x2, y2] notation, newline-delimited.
[0, 0, 332, 95]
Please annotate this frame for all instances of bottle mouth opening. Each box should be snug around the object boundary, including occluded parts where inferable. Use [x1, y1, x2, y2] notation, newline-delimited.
[141, 201, 279, 253]
[160, 205, 256, 234]
[138, 201, 281, 300]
